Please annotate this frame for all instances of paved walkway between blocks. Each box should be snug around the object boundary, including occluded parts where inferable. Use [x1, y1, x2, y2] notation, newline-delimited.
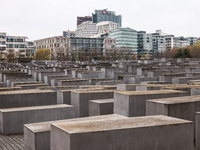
[0, 134, 24, 150]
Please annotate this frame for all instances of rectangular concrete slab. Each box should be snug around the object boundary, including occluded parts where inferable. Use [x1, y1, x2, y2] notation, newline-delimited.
[0, 90, 57, 108]
[146, 95, 200, 121]
[114, 90, 189, 117]
[0, 104, 74, 135]
[89, 99, 114, 116]
[24, 114, 126, 150]
[71, 90, 114, 117]
[51, 115, 193, 150]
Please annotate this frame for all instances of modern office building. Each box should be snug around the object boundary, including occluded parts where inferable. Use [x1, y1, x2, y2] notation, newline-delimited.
[75, 21, 97, 38]
[77, 16, 92, 26]
[137, 31, 153, 56]
[63, 31, 75, 38]
[96, 21, 119, 34]
[151, 30, 167, 53]
[69, 37, 103, 51]
[34, 36, 104, 56]
[108, 27, 138, 54]
[92, 9, 122, 27]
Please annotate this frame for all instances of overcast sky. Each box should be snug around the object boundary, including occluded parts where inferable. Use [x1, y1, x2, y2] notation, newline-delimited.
[1, 0, 199, 41]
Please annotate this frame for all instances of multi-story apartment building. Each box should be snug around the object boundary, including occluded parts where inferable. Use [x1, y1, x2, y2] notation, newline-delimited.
[96, 21, 119, 34]
[26, 41, 35, 57]
[151, 30, 166, 53]
[34, 36, 70, 58]
[165, 35, 190, 51]
[92, 9, 122, 27]
[187, 37, 198, 46]
[77, 16, 92, 26]
[108, 27, 138, 54]
[137, 31, 153, 57]
[0, 32, 35, 60]
[75, 21, 97, 38]
[0, 33, 6, 60]
[179, 37, 190, 48]
[63, 31, 75, 38]
[34, 36, 104, 57]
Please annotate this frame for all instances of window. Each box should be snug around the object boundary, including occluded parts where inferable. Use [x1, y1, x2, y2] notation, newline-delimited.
[0, 41, 5, 45]
[14, 39, 24, 42]
[7, 37, 14, 42]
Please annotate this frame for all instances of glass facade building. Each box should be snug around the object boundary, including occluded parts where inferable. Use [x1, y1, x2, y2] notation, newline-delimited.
[69, 37, 103, 51]
[108, 28, 138, 53]
[92, 9, 122, 27]
[137, 31, 153, 57]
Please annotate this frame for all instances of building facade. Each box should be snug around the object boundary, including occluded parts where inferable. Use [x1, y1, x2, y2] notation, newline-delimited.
[137, 31, 153, 57]
[63, 31, 75, 38]
[69, 37, 103, 51]
[92, 9, 122, 27]
[77, 16, 92, 26]
[151, 31, 166, 53]
[34, 36, 70, 58]
[96, 21, 119, 34]
[108, 28, 138, 54]
[165, 36, 190, 51]
[34, 36, 104, 56]
[75, 21, 97, 38]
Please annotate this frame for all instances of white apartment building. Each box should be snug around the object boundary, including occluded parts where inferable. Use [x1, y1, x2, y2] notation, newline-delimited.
[75, 21, 97, 38]
[96, 21, 119, 34]
[165, 35, 190, 51]
[0, 32, 35, 59]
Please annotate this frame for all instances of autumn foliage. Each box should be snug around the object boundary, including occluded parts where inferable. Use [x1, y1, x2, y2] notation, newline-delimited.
[155, 41, 200, 58]
[33, 48, 51, 60]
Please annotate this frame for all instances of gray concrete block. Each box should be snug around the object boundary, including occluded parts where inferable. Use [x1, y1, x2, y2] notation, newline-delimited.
[0, 90, 57, 108]
[71, 90, 114, 117]
[114, 90, 189, 117]
[0, 104, 74, 135]
[146, 95, 200, 121]
[24, 114, 126, 150]
[89, 99, 113, 116]
[51, 115, 193, 150]
[195, 112, 200, 150]
[57, 79, 90, 86]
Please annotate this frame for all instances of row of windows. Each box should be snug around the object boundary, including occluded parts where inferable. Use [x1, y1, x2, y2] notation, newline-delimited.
[6, 44, 26, 48]
[6, 38, 24, 43]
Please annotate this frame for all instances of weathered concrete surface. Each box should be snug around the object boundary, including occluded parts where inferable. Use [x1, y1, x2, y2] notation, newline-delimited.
[195, 112, 200, 150]
[24, 114, 126, 150]
[0, 104, 74, 135]
[11, 81, 42, 87]
[146, 95, 200, 121]
[114, 90, 189, 117]
[16, 83, 49, 89]
[89, 99, 114, 116]
[51, 115, 193, 150]
[0, 90, 57, 108]
[71, 90, 114, 117]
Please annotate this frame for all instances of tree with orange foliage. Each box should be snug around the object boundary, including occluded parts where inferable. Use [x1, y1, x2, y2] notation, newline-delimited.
[33, 48, 51, 60]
